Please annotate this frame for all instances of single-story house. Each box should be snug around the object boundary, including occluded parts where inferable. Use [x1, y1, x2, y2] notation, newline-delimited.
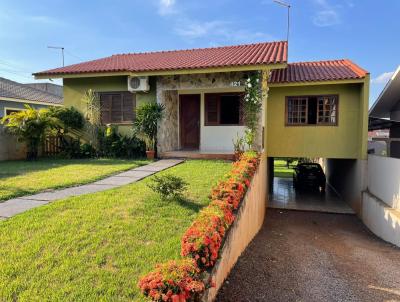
[34, 41, 370, 213]
[0, 77, 63, 160]
[369, 65, 400, 157]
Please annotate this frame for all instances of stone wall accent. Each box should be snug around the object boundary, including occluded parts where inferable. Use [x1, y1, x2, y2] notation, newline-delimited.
[157, 90, 179, 152]
[202, 156, 268, 301]
[156, 71, 264, 152]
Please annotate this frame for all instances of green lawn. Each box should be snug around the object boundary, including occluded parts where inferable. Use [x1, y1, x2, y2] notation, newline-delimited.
[274, 159, 296, 178]
[0, 160, 231, 301]
[0, 158, 149, 201]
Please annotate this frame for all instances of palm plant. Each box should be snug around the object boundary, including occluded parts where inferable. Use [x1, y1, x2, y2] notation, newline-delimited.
[134, 103, 164, 158]
[1, 105, 61, 160]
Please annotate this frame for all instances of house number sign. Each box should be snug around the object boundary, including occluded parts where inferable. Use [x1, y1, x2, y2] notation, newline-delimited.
[230, 81, 243, 87]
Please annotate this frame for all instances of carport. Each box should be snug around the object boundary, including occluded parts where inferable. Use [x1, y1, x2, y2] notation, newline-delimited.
[268, 158, 355, 214]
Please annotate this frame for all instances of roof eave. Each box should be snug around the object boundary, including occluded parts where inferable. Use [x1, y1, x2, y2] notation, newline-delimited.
[369, 65, 400, 118]
[33, 62, 288, 80]
[268, 77, 367, 87]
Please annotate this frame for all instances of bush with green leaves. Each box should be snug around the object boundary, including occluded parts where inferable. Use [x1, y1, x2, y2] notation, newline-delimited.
[48, 106, 85, 131]
[134, 103, 164, 151]
[98, 125, 145, 158]
[1, 105, 61, 160]
[148, 174, 188, 199]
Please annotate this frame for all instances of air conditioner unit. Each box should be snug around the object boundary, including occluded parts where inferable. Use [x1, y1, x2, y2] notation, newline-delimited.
[127, 76, 150, 92]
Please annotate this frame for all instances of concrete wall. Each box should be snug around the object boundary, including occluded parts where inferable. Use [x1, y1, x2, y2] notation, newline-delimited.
[202, 156, 267, 301]
[0, 125, 26, 160]
[368, 155, 400, 209]
[361, 155, 400, 247]
[63, 76, 156, 135]
[324, 158, 367, 214]
[362, 192, 400, 247]
[267, 83, 367, 159]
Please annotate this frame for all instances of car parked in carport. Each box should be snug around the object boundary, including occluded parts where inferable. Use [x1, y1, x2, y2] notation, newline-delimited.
[293, 163, 326, 193]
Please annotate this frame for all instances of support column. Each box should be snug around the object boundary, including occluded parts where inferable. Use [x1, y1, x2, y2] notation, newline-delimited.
[261, 69, 270, 156]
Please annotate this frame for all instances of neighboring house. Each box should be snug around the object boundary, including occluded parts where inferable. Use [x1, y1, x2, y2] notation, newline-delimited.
[368, 130, 389, 156]
[369, 65, 400, 158]
[0, 77, 63, 160]
[34, 41, 369, 213]
[25, 82, 63, 98]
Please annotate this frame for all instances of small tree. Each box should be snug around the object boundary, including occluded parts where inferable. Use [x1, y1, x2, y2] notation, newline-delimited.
[1, 105, 60, 160]
[82, 89, 101, 149]
[134, 103, 165, 152]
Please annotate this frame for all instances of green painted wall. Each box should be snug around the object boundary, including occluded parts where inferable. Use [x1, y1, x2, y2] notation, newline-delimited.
[267, 83, 367, 159]
[63, 76, 156, 135]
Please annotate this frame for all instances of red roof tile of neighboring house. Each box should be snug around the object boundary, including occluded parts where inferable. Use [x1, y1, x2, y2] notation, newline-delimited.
[269, 59, 368, 84]
[34, 41, 288, 76]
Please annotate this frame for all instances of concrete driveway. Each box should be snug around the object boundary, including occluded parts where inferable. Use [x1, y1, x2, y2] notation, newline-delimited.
[216, 209, 400, 302]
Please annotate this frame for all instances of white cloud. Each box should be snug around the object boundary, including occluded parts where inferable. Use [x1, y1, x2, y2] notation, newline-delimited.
[371, 71, 395, 84]
[312, 0, 342, 27]
[313, 10, 340, 27]
[158, 0, 177, 15]
[174, 19, 273, 43]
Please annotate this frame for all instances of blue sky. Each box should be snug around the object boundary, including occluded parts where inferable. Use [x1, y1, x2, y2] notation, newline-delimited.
[0, 0, 399, 106]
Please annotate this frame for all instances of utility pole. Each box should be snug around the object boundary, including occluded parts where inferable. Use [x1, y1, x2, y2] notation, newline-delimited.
[47, 46, 65, 67]
[273, 0, 291, 43]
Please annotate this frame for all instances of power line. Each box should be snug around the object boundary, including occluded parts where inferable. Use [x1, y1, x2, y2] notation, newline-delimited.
[0, 68, 33, 80]
[64, 49, 83, 61]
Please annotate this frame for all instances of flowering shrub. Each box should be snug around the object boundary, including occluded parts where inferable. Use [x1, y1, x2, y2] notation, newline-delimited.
[181, 152, 260, 271]
[139, 152, 260, 301]
[243, 73, 262, 142]
[138, 259, 205, 302]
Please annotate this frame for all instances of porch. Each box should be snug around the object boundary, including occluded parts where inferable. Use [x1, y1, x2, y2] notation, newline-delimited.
[156, 71, 265, 157]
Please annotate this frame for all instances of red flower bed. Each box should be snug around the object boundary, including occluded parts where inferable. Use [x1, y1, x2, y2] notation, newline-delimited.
[138, 259, 205, 302]
[181, 152, 259, 271]
[139, 152, 260, 301]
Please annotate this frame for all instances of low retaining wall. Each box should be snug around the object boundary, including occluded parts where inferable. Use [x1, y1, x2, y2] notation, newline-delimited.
[202, 156, 267, 301]
[360, 155, 400, 247]
[362, 191, 400, 247]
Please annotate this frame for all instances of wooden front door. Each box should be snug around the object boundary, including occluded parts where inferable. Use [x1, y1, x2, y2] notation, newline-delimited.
[180, 94, 200, 149]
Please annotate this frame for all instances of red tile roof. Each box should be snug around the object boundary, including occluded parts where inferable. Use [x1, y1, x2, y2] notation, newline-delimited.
[269, 59, 368, 84]
[34, 41, 288, 76]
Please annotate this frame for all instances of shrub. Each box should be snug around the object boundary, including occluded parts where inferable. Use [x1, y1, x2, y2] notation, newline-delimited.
[48, 106, 85, 131]
[148, 174, 188, 199]
[98, 125, 145, 158]
[181, 206, 226, 270]
[138, 259, 205, 302]
[134, 103, 164, 151]
[0, 105, 61, 160]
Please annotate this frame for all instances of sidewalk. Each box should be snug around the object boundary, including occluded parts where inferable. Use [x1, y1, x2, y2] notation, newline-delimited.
[0, 159, 183, 219]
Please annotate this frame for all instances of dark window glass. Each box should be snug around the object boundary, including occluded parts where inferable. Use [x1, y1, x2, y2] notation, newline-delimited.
[220, 95, 240, 125]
